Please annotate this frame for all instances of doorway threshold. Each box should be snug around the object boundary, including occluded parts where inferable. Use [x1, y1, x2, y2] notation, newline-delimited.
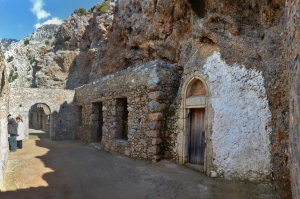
[184, 163, 204, 173]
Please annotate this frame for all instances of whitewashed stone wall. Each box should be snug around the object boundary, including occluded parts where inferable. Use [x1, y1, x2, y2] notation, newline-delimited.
[9, 88, 76, 140]
[204, 52, 271, 181]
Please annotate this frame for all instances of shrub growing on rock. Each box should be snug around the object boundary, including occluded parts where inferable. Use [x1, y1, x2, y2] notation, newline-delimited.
[45, 40, 50, 46]
[7, 56, 14, 62]
[75, 8, 87, 16]
[97, 1, 110, 14]
[24, 39, 29, 46]
[8, 69, 18, 83]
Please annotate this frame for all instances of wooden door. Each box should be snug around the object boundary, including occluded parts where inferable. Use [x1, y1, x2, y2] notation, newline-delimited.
[189, 108, 206, 165]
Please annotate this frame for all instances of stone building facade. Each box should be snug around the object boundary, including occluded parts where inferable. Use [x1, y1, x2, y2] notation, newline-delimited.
[9, 88, 76, 140]
[167, 51, 272, 182]
[2, 0, 300, 198]
[75, 61, 180, 161]
[75, 51, 272, 182]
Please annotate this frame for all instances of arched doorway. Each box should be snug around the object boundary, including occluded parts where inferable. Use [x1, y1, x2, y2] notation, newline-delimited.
[179, 74, 213, 175]
[186, 79, 207, 165]
[29, 103, 51, 138]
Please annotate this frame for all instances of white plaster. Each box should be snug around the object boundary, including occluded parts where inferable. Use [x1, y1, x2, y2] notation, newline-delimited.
[203, 52, 271, 181]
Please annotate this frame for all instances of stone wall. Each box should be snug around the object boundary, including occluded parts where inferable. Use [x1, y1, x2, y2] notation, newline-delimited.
[286, 0, 300, 198]
[75, 61, 180, 161]
[76, 52, 273, 182]
[9, 88, 76, 140]
[0, 45, 9, 188]
[162, 47, 272, 182]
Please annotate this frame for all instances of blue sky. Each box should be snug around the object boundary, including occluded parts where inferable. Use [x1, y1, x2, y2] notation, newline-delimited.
[0, 0, 102, 40]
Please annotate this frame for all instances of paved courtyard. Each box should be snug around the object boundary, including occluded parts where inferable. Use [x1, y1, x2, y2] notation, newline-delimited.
[0, 130, 273, 199]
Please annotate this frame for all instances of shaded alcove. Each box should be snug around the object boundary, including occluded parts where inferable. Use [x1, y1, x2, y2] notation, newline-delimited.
[187, 0, 206, 17]
[29, 103, 51, 133]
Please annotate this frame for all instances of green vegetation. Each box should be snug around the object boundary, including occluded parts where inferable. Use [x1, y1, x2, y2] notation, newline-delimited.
[8, 69, 18, 83]
[7, 56, 14, 62]
[76, 8, 87, 16]
[97, 1, 110, 14]
[48, 35, 52, 39]
[24, 39, 30, 46]
[45, 40, 50, 46]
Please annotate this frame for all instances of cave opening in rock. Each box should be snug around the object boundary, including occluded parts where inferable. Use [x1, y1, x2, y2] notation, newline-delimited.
[187, 0, 206, 18]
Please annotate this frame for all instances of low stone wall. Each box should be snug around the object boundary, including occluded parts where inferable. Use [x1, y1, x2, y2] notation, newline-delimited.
[75, 61, 180, 161]
[9, 88, 76, 140]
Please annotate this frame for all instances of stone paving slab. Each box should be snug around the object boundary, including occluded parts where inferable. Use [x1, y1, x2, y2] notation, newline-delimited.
[0, 136, 273, 199]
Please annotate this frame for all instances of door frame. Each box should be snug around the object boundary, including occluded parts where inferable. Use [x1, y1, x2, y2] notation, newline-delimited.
[178, 72, 213, 175]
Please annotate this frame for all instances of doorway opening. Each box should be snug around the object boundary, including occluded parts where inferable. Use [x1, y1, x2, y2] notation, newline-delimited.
[92, 102, 103, 142]
[97, 103, 103, 142]
[116, 98, 128, 140]
[180, 75, 212, 174]
[29, 103, 51, 138]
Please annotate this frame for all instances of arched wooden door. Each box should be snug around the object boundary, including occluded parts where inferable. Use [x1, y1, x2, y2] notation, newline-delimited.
[185, 78, 207, 166]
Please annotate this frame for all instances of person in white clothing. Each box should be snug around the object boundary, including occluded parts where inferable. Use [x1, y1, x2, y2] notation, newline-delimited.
[16, 116, 24, 149]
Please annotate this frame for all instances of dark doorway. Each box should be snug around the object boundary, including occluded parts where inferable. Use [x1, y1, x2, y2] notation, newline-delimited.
[116, 98, 128, 140]
[122, 99, 129, 140]
[189, 108, 206, 165]
[29, 103, 51, 132]
[97, 103, 103, 142]
[29, 103, 51, 139]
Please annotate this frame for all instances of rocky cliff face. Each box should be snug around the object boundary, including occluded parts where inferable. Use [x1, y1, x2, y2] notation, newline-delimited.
[0, 39, 18, 53]
[3, 24, 59, 88]
[1, 0, 292, 197]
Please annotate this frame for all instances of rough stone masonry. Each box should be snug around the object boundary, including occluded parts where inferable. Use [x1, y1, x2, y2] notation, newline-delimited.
[1, 0, 300, 198]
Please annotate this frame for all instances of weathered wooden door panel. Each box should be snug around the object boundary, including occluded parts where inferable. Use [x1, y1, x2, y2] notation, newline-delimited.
[189, 108, 206, 165]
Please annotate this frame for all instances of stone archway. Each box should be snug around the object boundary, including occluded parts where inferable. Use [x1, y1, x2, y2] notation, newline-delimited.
[29, 103, 51, 135]
[9, 88, 76, 140]
[178, 73, 214, 176]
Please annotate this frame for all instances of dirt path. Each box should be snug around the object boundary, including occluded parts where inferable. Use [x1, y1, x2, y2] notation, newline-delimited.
[0, 131, 273, 199]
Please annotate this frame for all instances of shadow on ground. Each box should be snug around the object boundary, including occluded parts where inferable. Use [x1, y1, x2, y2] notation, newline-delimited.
[0, 137, 274, 199]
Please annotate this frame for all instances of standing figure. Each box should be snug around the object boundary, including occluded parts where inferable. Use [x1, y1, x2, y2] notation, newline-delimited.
[16, 116, 24, 149]
[7, 114, 18, 152]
